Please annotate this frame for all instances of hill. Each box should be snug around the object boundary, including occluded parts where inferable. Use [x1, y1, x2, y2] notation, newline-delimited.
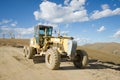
[83, 42, 120, 56]
[78, 42, 120, 64]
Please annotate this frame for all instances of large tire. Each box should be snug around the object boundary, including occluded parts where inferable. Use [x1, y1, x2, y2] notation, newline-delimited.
[73, 50, 88, 69]
[45, 48, 61, 70]
[26, 47, 36, 59]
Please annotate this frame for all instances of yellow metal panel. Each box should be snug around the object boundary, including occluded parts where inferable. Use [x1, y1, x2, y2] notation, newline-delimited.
[63, 39, 68, 53]
[30, 38, 40, 48]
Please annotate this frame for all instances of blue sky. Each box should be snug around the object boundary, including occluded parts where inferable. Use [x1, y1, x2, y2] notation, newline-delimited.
[0, 0, 120, 45]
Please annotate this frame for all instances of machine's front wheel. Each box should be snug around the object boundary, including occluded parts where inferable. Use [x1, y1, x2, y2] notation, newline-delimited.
[25, 47, 36, 59]
[45, 48, 61, 70]
[73, 50, 88, 69]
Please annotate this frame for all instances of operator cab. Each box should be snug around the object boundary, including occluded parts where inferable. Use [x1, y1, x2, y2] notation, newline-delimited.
[39, 26, 53, 36]
[34, 25, 53, 47]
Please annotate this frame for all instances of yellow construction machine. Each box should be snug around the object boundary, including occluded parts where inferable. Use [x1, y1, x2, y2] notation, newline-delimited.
[23, 25, 88, 70]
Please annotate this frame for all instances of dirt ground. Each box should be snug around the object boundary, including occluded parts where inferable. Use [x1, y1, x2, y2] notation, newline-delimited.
[0, 46, 120, 80]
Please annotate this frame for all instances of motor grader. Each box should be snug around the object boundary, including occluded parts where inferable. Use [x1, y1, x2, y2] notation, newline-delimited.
[23, 25, 88, 70]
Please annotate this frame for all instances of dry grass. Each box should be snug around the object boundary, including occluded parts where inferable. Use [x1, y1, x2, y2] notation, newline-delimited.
[0, 38, 29, 47]
[78, 46, 120, 64]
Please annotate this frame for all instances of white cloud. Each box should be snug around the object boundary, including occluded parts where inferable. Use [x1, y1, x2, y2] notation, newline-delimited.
[61, 30, 69, 35]
[0, 19, 12, 25]
[11, 21, 17, 27]
[34, 1, 120, 23]
[33, 0, 89, 23]
[90, 4, 120, 19]
[75, 37, 91, 45]
[15, 27, 34, 35]
[0, 26, 12, 34]
[113, 30, 120, 38]
[0, 19, 58, 38]
[97, 26, 106, 32]
[33, 11, 40, 20]
[0, 19, 20, 38]
[101, 4, 109, 10]
[0, 19, 31, 38]
[0, 25, 34, 38]
[64, 0, 70, 5]
[0, 19, 18, 27]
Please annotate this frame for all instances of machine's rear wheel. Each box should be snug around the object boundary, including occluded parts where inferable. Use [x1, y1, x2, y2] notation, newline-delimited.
[26, 47, 36, 59]
[45, 48, 61, 70]
[73, 50, 88, 69]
